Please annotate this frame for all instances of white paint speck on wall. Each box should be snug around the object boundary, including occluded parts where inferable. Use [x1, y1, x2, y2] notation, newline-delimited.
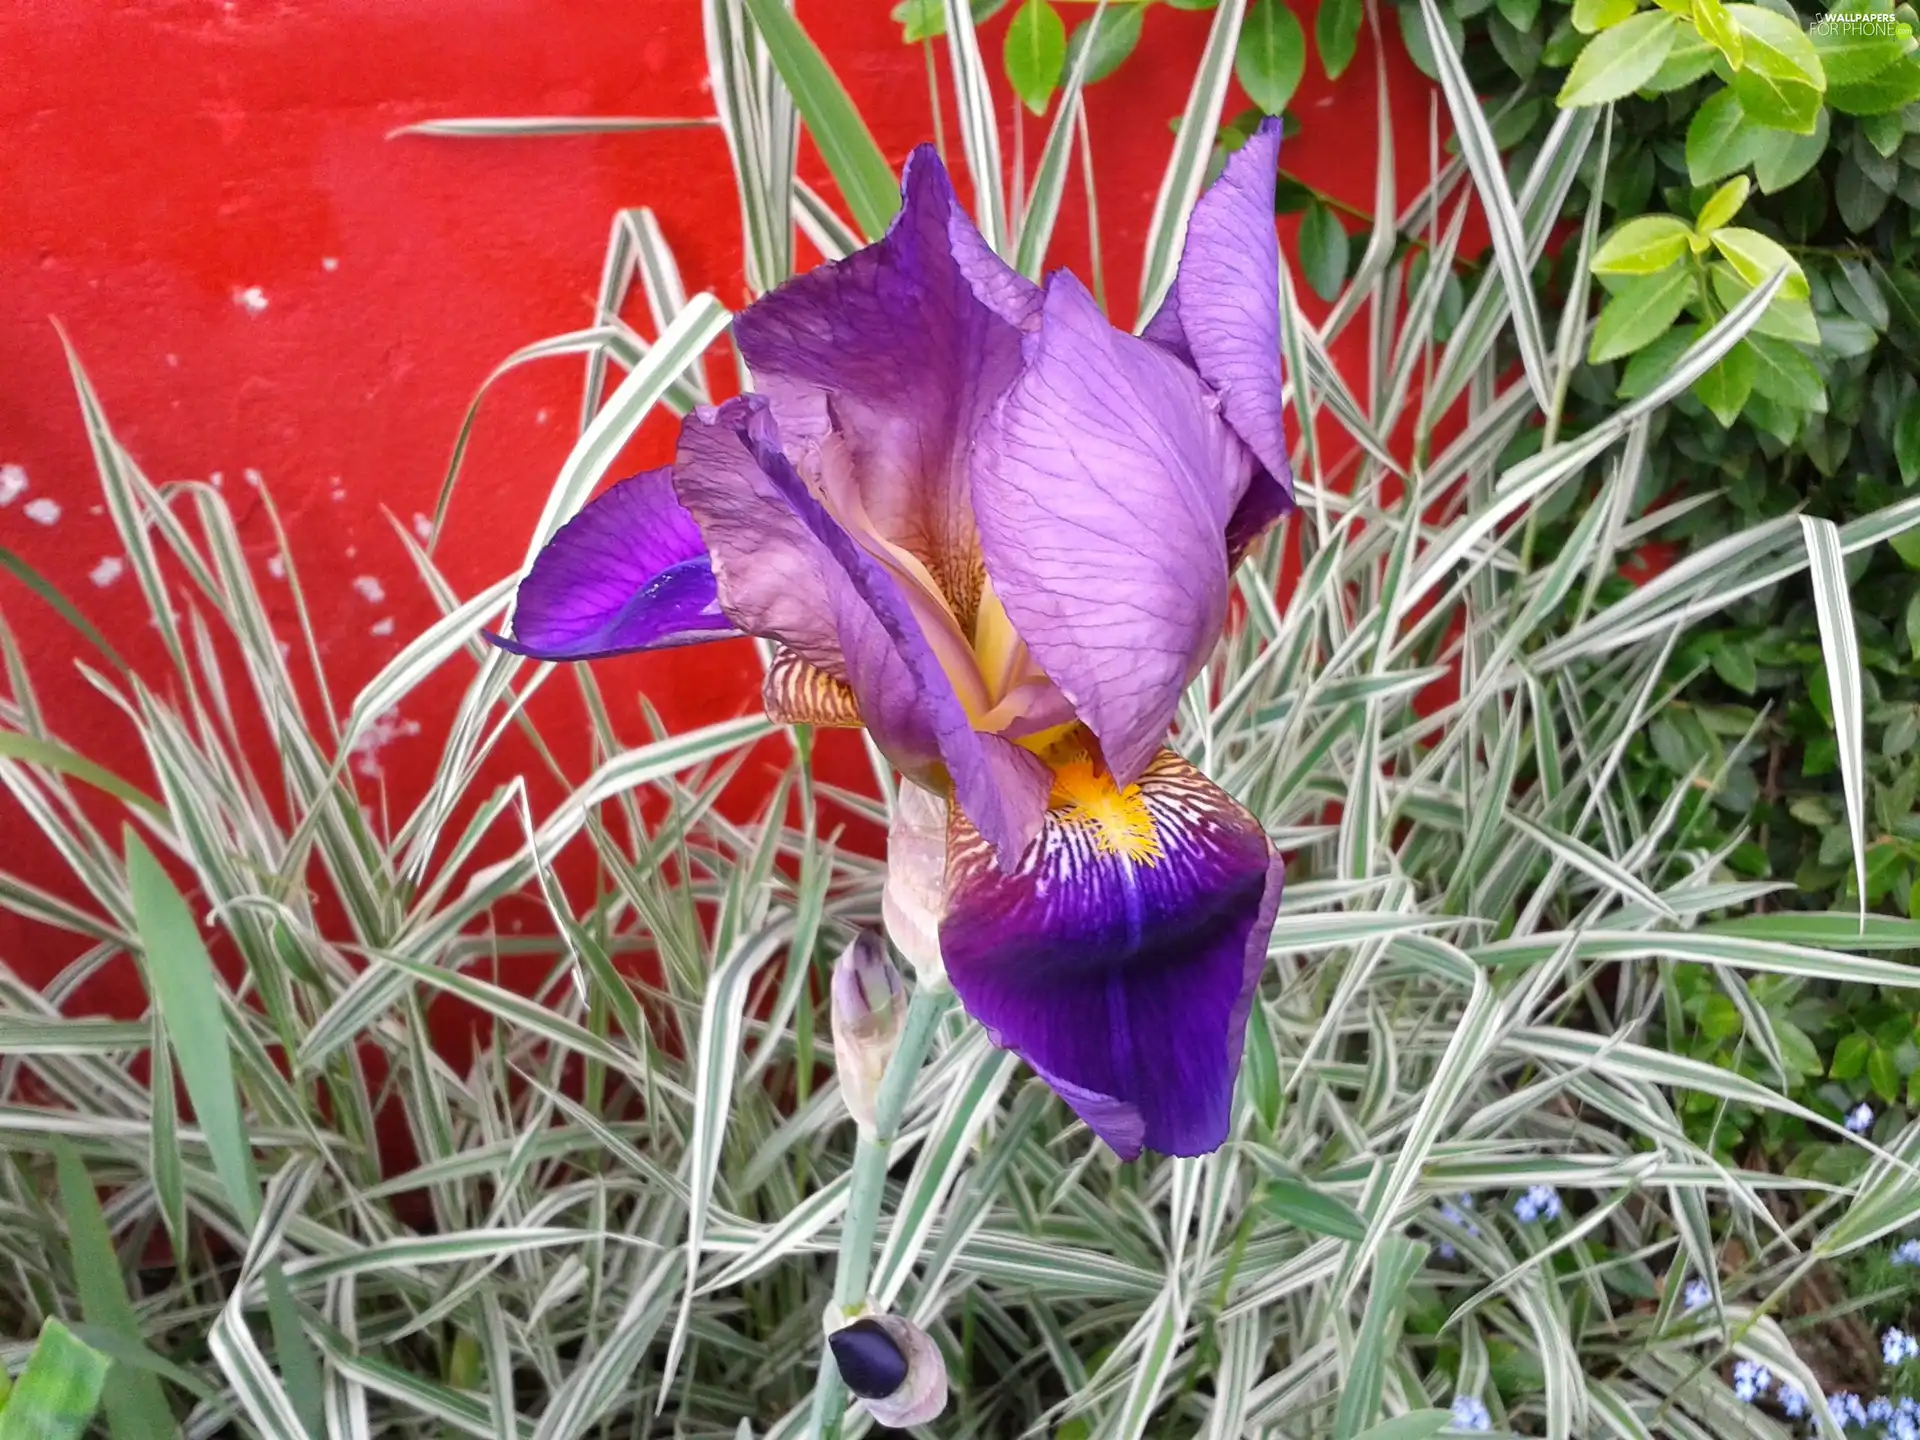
[352, 575, 385, 604]
[234, 285, 269, 314]
[24, 498, 61, 526]
[322, 256, 339, 272]
[266, 556, 286, 580]
[0, 465, 27, 506]
[88, 557, 125, 588]
[350, 708, 422, 778]
[412, 512, 432, 541]
[370, 618, 396, 636]
[243, 467, 263, 488]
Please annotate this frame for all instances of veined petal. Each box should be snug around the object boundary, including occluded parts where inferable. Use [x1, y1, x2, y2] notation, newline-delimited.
[732, 145, 1034, 628]
[487, 467, 737, 660]
[973, 273, 1250, 785]
[682, 396, 1049, 863]
[940, 748, 1283, 1160]
[763, 647, 862, 728]
[1142, 117, 1295, 562]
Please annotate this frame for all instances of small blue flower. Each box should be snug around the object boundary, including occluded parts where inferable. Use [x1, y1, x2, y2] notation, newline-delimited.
[1829, 1390, 1867, 1428]
[1732, 1359, 1772, 1402]
[1449, 1394, 1491, 1432]
[1902, 1395, 1919, 1417]
[1439, 1196, 1481, 1237]
[1895, 1412, 1920, 1440]
[1870, 1395, 1896, 1423]
[1886, 1327, 1919, 1366]
[1896, 1239, 1920, 1266]
[1847, 1102, 1876, 1134]
[1513, 1185, 1561, 1223]
[1682, 1278, 1711, 1311]
[1436, 1242, 1456, 1260]
[1777, 1380, 1808, 1419]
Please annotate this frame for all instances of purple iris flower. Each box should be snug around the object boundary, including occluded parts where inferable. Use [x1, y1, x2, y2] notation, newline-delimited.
[487, 127, 1293, 1159]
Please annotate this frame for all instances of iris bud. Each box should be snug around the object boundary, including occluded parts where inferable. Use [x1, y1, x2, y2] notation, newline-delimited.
[828, 1314, 948, 1428]
[882, 781, 948, 987]
[830, 931, 903, 1131]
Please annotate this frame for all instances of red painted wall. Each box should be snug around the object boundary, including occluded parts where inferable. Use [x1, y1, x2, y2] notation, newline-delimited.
[0, 0, 1436, 1003]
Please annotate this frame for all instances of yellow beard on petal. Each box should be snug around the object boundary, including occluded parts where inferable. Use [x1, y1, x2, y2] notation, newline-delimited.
[1044, 740, 1162, 865]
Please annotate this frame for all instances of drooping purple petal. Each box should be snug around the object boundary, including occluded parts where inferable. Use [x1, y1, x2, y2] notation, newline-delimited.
[972, 273, 1251, 786]
[673, 400, 853, 678]
[732, 145, 1035, 627]
[487, 467, 737, 660]
[940, 748, 1284, 1160]
[678, 396, 1049, 863]
[1142, 117, 1295, 561]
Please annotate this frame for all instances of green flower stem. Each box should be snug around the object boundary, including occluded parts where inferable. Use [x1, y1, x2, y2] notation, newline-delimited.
[810, 980, 953, 1438]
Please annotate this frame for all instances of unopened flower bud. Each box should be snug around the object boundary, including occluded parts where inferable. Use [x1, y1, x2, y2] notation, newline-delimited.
[828, 1314, 947, 1429]
[882, 781, 948, 987]
[831, 931, 903, 1130]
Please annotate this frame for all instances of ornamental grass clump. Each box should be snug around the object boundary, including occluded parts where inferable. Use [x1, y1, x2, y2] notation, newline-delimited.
[5, 0, 1920, 1435]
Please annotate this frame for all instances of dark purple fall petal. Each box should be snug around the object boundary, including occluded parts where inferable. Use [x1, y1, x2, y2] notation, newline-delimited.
[732, 146, 1033, 628]
[972, 273, 1250, 787]
[486, 467, 737, 660]
[1142, 116, 1295, 561]
[940, 749, 1284, 1160]
[683, 396, 1050, 863]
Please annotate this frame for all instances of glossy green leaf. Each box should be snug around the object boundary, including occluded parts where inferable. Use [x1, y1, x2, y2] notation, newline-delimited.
[1811, 16, 1914, 84]
[1592, 214, 1694, 274]
[1318, 0, 1364, 76]
[1558, 10, 1684, 105]
[1695, 174, 1751, 231]
[1237, 0, 1309, 113]
[1753, 105, 1830, 190]
[1574, 0, 1640, 32]
[1686, 87, 1766, 183]
[1710, 224, 1810, 299]
[1590, 265, 1696, 361]
[1693, 0, 1745, 64]
[1828, 54, 1920, 110]
[1692, 338, 1757, 424]
[1744, 331, 1826, 409]
[1065, 2, 1146, 83]
[1005, 0, 1068, 114]
[1297, 199, 1350, 301]
[1727, 4, 1827, 132]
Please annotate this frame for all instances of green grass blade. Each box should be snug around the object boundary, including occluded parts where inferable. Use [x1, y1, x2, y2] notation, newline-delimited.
[0, 1320, 110, 1440]
[1801, 514, 1869, 922]
[51, 1144, 177, 1440]
[738, 0, 900, 241]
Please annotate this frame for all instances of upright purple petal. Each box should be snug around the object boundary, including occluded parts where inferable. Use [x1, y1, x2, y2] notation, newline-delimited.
[941, 748, 1283, 1159]
[487, 468, 737, 660]
[1142, 117, 1295, 559]
[973, 273, 1251, 786]
[678, 397, 1049, 862]
[732, 146, 1035, 626]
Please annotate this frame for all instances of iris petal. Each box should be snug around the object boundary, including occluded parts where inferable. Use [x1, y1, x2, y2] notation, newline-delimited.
[973, 273, 1251, 786]
[487, 467, 737, 660]
[732, 145, 1032, 628]
[1141, 116, 1295, 564]
[681, 396, 1050, 863]
[940, 748, 1283, 1159]
[763, 647, 863, 728]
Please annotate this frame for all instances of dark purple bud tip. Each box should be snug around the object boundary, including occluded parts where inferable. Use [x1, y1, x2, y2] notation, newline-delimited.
[830, 1318, 909, 1400]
